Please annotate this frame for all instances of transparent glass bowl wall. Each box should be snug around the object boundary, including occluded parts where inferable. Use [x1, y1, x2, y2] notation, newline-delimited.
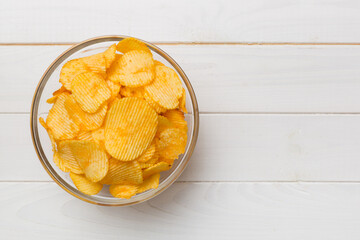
[30, 36, 199, 206]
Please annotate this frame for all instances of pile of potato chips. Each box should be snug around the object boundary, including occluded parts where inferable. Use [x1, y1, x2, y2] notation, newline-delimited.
[40, 38, 188, 199]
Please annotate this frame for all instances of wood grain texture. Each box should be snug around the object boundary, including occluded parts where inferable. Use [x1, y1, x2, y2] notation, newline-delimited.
[4, 113, 360, 182]
[1, 182, 360, 239]
[1, 0, 360, 44]
[2, 45, 360, 113]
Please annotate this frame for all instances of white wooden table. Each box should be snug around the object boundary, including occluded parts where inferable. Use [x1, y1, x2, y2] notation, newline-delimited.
[2, 0, 360, 239]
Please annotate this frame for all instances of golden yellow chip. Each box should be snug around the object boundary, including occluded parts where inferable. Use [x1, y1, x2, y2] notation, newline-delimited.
[138, 154, 159, 168]
[163, 109, 187, 129]
[154, 60, 165, 66]
[158, 157, 175, 166]
[63, 140, 109, 182]
[81, 53, 107, 76]
[64, 95, 108, 131]
[109, 184, 137, 199]
[70, 172, 103, 195]
[103, 44, 117, 68]
[144, 65, 182, 109]
[120, 86, 144, 98]
[116, 37, 151, 54]
[179, 88, 188, 113]
[144, 92, 166, 113]
[135, 142, 156, 162]
[156, 115, 173, 137]
[76, 131, 93, 141]
[101, 158, 143, 185]
[59, 59, 89, 91]
[39, 117, 57, 152]
[137, 173, 160, 193]
[157, 128, 187, 160]
[47, 86, 70, 104]
[107, 50, 155, 87]
[105, 97, 158, 161]
[71, 72, 111, 113]
[91, 126, 105, 145]
[143, 162, 171, 179]
[46, 93, 80, 140]
[57, 141, 84, 174]
[53, 152, 71, 172]
[106, 79, 121, 101]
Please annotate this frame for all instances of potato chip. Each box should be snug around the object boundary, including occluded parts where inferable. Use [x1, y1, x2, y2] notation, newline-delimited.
[156, 116, 173, 137]
[70, 172, 103, 195]
[46, 93, 80, 140]
[179, 88, 188, 114]
[135, 142, 156, 162]
[106, 79, 121, 101]
[138, 155, 159, 169]
[101, 158, 142, 185]
[71, 72, 111, 113]
[144, 65, 182, 109]
[137, 173, 160, 193]
[154, 60, 165, 66]
[120, 86, 144, 98]
[47, 86, 69, 104]
[158, 157, 175, 166]
[63, 140, 109, 182]
[76, 131, 93, 141]
[143, 162, 171, 179]
[39, 117, 57, 152]
[144, 92, 166, 114]
[57, 141, 84, 174]
[109, 184, 137, 199]
[157, 128, 187, 160]
[91, 126, 105, 145]
[103, 44, 117, 68]
[163, 109, 187, 129]
[81, 53, 107, 76]
[64, 95, 108, 131]
[60, 59, 89, 91]
[53, 152, 71, 173]
[116, 37, 151, 54]
[107, 50, 155, 87]
[105, 97, 158, 161]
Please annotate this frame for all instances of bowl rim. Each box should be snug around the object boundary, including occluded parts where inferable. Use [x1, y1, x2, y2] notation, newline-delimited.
[30, 35, 199, 206]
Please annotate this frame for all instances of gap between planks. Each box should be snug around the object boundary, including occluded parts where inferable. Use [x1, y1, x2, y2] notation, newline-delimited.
[2, 42, 360, 46]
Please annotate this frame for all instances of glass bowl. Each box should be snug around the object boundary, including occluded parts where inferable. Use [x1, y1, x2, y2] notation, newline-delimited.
[30, 36, 199, 206]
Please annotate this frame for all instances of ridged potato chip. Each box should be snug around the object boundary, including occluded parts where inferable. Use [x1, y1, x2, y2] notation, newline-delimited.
[144, 65, 182, 109]
[70, 172, 103, 195]
[39, 117, 57, 152]
[163, 110, 187, 129]
[156, 115, 173, 137]
[143, 162, 171, 179]
[135, 142, 156, 163]
[144, 92, 166, 113]
[109, 184, 137, 199]
[120, 86, 144, 98]
[65, 95, 108, 131]
[47, 86, 70, 104]
[46, 93, 80, 140]
[103, 44, 117, 68]
[138, 155, 159, 169]
[57, 141, 84, 174]
[157, 157, 175, 166]
[71, 72, 111, 113]
[137, 173, 160, 193]
[105, 97, 158, 161]
[91, 126, 105, 146]
[107, 50, 154, 87]
[101, 158, 142, 185]
[154, 60, 165, 66]
[116, 37, 151, 54]
[157, 128, 187, 160]
[60, 59, 89, 91]
[106, 79, 121, 101]
[63, 140, 109, 182]
[76, 131, 93, 141]
[179, 88, 188, 113]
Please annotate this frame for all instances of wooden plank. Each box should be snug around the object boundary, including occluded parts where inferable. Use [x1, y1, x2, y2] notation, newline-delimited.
[2, 45, 360, 113]
[1, 182, 360, 239]
[4, 113, 360, 182]
[1, 0, 360, 43]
